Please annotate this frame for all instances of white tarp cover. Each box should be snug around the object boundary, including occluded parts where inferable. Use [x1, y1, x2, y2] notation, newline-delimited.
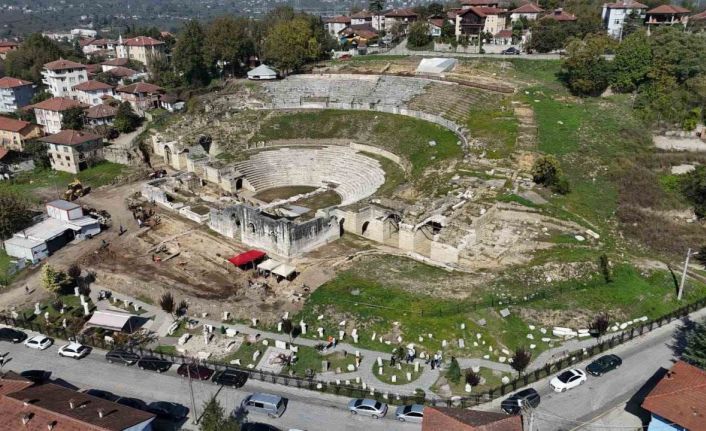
[257, 259, 282, 272]
[247, 65, 277, 79]
[85, 310, 136, 332]
[272, 263, 296, 278]
[415, 58, 457, 75]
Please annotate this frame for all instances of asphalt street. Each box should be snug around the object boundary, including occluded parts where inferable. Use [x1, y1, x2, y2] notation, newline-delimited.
[482, 312, 703, 430]
[0, 333, 422, 431]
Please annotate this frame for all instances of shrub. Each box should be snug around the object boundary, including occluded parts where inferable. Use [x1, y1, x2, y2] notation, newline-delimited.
[447, 357, 462, 383]
[465, 370, 481, 386]
[590, 313, 611, 338]
[159, 292, 175, 314]
[511, 347, 532, 375]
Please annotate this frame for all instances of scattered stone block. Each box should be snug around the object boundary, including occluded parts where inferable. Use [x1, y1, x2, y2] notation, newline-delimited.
[499, 308, 511, 318]
[347, 364, 356, 372]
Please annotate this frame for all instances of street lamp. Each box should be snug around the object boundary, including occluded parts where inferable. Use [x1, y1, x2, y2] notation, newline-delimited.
[678, 248, 699, 300]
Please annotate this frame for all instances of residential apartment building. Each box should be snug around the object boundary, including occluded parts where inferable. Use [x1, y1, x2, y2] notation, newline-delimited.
[41, 58, 88, 98]
[455, 6, 507, 37]
[72, 80, 114, 106]
[510, 3, 544, 22]
[384, 8, 419, 31]
[602, 1, 648, 39]
[31, 97, 86, 134]
[0, 116, 43, 152]
[116, 36, 165, 65]
[42, 129, 104, 174]
[0, 76, 35, 113]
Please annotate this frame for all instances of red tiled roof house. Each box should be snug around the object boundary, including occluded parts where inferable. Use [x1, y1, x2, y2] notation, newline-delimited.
[0, 116, 44, 152]
[41, 129, 104, 174]
[641, 361, 706, 431]
[29, 97, 87, 134]
[422, 407, 524, 431]
[0, 76, 35, 113]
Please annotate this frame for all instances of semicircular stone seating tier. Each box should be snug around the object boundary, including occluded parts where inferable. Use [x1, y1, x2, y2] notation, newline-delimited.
[235, 146, 386, 206]
[261, 74, 431, 107]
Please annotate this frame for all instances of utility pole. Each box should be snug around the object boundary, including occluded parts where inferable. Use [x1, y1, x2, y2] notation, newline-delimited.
[525, 407, 535, 431]
[678, 248, 698, 300]
[187, 363, 198, 425]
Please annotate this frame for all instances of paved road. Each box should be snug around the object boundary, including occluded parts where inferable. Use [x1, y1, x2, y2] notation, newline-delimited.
[0, 334, 422, 431]
[481, 310, 706, 430]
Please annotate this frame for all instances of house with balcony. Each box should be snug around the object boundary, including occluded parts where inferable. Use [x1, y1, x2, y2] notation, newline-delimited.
[455, 6, 507, 38]
[30, 97, 87, 134]
[41, 58, 88, 98]
[0, 116, 43, 152]
[645, 4, 690, 33]
[116, 35, 165, 65]
[0, 76, 35, 113]
[115, 82, 164, 116]
[72, 80, 114, 106]
[86, 104, 118, 127]
[42, 129, 104, 174]
[602, 1, 648, 39]
[510, 3, 544, 22]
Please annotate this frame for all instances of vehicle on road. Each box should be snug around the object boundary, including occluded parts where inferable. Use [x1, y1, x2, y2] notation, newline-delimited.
[23, 335, 53, 350]
[106, 349, 140, 365]
[137, 356, 172, 373]
[501, 47, 521, 55]
[240, 393, 286, 418]
[394, 404, 424, 422]
[147, 401, 189, 421]
[550, 369, 587, 392]
[586, 354, 622, 377]
[116, 397, 147, 411]
[348, 398, 388, 419]
[212, 369, 248, 388]
[20, 370, 51, 384]
[177, 363, 214, 380]
[0, 328, 27, 343]
[58, 342, 90, 359]
[84, 389, 120, 402]
[501, 388, 541, 414]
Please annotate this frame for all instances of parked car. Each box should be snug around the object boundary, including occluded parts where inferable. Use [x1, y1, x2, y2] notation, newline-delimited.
[501, 47, 521, 55]
[23, 335, 53, 350]
[20, 370, 51, 384]
[394, 404, 424, 422]
[501, 388, 541, 414]
[550, 369, 587, 392]
[137, 356, 173, 373]
[0, 328, 27, 343]
[147, 401, 189, 421]
[106, 349, 140, 366]
[58, 342, 90, 359]
[239, 393, 286, 418]
[586, 354, 622, 377]
[177, 363, 214, 380]
[348, 398, 388, 419]
[241, 424, 282, 431]
[212, 369, 248, 388]
[116, 397, 147, 411]
[84, 389, 120, 402]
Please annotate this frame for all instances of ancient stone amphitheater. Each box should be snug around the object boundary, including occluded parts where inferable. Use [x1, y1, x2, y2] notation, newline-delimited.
[234, 146, 386, 206]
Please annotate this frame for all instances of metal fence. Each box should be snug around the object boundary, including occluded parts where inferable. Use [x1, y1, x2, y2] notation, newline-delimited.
[3, 295, 706, 409]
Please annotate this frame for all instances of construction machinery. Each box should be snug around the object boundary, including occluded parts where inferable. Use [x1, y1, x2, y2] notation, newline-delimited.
[64, 179, 90, 201]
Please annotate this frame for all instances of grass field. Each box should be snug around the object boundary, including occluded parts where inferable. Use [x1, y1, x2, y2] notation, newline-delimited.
[372, 359, 424, 385]
[0, 162, 128, 199]
[432, 366, 511, 396]
[286, 346, 359, 377]
[251, 110, 462, 176]
[467, 101, 519, 159]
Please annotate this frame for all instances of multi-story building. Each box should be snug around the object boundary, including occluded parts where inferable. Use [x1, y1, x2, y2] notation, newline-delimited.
[455, 6, 507, 37]
[116, 36, 165, 65]
[72, 80, 114, 106]
[86, 104, 118, 127]
[31, 97, 86, 134]
[115, 82, 163, 116]
[384, 8, 419, 32]
[0, 116, 43, 152]
[0, 76, 35, 113]
[324, 16, 352, 37]
[509, 2, 544, 22]
[41, 58, 88, 98]
[645, 4, 691, 33]
[80, 38, 118, 55]
[42, 129, 104, 174]
[601, 1, 648, 39]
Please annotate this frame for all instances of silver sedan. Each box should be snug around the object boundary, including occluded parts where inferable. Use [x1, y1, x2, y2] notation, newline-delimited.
[347, 398, 388, 419]
[394, 404, 424, 423]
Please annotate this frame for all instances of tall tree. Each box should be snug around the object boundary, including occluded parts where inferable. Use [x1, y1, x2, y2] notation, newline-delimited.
[200, 396, 240, 431]
[407, 21, 432, 48]
[558, 34, 614, 96]
[683, 318, 706, 370]
[204, 16, 256, 77]
[113, 102, 141, 133]
[680, 165, 706, 218]
[61, 107, 86, 130]
[511, 347, 532, 375]
[0, 191, 33, 240]
[172, 20, 210, 87]
[369, 0, 385, 32]
[264, 17, 319, 75]
[528, 19, 571, 53]
[610, 30, 652, 93]
[4, 33, 78, 82]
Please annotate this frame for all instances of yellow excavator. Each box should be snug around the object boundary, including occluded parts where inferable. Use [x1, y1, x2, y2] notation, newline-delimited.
[64, 178, 90, 201]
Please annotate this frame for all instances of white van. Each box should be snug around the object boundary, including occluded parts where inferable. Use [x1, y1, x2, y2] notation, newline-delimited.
[239, 393, 286, 418]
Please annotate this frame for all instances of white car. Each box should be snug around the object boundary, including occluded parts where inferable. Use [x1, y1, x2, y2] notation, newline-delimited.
[550, 368, 587, 392]
[23, 335, 53, 350]
[58, 342, 90, 359]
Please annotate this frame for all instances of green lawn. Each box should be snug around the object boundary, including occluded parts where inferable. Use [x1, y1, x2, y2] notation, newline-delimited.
[0, 162, 128, 200]
[21, 293, 95, 321]
[250, 110, 463, 176]
[153, 345, 178, 356]
[432, 366, 512, 396]
[467, 102, 518, 159]
[285, 346, 359, 377]
[218, 339, 266, 368]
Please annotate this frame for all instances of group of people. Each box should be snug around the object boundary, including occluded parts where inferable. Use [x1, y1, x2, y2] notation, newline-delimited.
[427, 351, 443, 370]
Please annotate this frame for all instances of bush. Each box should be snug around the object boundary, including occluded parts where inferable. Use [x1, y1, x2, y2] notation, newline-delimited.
[465, 369, 481, 386]
[447, 357, 461, 383]
[511, 347, 531, 375]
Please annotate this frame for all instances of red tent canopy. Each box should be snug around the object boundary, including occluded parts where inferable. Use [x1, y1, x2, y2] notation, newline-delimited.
[228, 250, 266, 266]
